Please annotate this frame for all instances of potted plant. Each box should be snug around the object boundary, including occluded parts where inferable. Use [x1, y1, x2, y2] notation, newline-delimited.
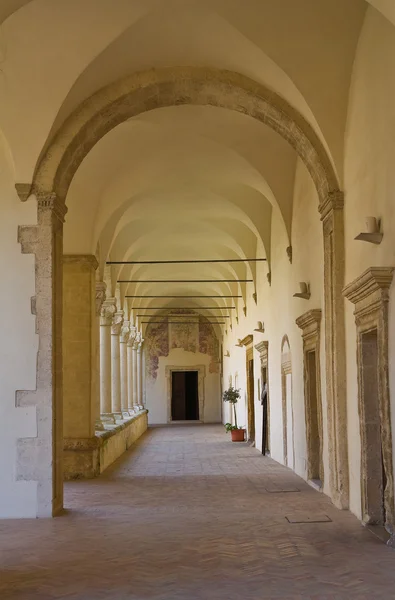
[223, 386, 245, 442]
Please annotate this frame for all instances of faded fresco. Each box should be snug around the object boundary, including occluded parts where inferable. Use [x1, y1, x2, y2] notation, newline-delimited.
[145, 311, 220, 379]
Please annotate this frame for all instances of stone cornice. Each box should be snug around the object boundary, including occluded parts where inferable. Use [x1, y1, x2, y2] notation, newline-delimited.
[343, 267, 394, 306]
[296, 309, 322, 332]
[319, 190, 344, 221]
[254, 340, 268, 355]
[239, 334, 253, 347]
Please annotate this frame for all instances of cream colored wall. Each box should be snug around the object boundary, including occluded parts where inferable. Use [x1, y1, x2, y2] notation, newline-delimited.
[146, 348, 221, 424]
[222, 158, 325, 485]
[344, 6, 395, 519]
[0, 133, 38, 517]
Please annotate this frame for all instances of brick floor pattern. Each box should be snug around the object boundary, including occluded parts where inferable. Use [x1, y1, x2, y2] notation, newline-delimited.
[1, 425, 395, 599]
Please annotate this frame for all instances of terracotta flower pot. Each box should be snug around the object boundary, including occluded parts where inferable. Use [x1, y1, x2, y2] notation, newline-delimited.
[231, 429, 245, 442]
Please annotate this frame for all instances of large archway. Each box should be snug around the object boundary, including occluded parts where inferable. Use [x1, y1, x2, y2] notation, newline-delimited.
[16, 66, 348, 514]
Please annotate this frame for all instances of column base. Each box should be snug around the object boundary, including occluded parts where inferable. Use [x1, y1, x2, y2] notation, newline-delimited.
[122, 410, 131, 419]
[101, 412, 116, 424]
[95, 418, 105, 431]
[113, 412, 123, 421]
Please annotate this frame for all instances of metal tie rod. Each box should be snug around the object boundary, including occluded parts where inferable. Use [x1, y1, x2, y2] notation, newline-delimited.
[107, 258, 266, 265]
[119, 279, 252, 283]
[133, 306, 236, 310]
[137, 314, 231, 318]
[126, 295, 242, 298]
[142, 322, 225, 325]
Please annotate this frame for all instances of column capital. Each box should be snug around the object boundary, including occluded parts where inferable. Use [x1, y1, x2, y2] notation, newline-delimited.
[100, 298, 116, 326]
[95, 282, 107, 317]
[111, 311, 124, 335]
[120, 321, 130, 343]
[127, 326, 137, 346]
[37, 192, 68, 224]
[318, 189, 344, 221]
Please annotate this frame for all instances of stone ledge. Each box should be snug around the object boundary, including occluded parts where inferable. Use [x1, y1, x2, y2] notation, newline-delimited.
[64, 410, 148, 480]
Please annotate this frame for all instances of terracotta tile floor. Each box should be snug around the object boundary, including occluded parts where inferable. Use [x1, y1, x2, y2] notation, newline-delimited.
[1, 425, 395, 600]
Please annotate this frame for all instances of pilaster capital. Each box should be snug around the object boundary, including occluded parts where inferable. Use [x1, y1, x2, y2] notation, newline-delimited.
[318, 189, 344, 221]
[95, 282, 107, 316]
[100, 298, 117, 326]
[37, 192, 68, 224]
[111, 311, 124, 336]
[120, 321, 130, 343]
[127, 326, 137, 347]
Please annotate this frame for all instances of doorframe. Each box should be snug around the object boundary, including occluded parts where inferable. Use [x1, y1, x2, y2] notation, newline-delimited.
[344, 267, 395, 539]
[165, 365, 206, 423]
[296, 310, 323, 487]
[255, 340, 270, 455]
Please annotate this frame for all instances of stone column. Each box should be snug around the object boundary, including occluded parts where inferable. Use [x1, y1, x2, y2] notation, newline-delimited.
[137, 337, 144, 410]
[100, 298, 116, 423]
[120, 321, 130, 418]
[111, 312, 123, 421]
[127, 326, 137, 414]
[319, 191, 349, 509]
[63, 255, 99, 444]
[132, 339, 139, 411]
[95, 282, 106, 430]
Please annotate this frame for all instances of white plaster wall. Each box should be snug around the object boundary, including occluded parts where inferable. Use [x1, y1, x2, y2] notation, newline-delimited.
[222, 158, 325, 485]
[0, 132, 38, 517]
[146, 348, 221, 424]
[344, 7, 395, 520]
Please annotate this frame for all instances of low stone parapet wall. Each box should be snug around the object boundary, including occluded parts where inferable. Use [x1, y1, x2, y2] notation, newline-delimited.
[64, 410, 148, 480]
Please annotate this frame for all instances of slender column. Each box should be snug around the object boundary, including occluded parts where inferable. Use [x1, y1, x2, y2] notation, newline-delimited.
[142, 348, 146, 407]
[100, 298, 116, 423]
[95, 282, 106, 430]
[127, 326, 137, 414]
[137, 337, 144, 409]
[111, 311, 123, 420]
[120, 321, 130, 418]
[319, 191, 349, 509]
[132, 339, 139, 411]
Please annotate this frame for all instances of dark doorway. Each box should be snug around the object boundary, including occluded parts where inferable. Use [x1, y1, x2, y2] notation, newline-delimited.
[306, 350, 323, 483]
[261, 366, 269, 455]
[361, 329, 385, 527]
[246, 351, 255, 442]
[171, 371, 199, 421]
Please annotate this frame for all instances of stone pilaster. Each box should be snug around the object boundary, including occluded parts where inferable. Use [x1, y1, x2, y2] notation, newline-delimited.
[120, 321, 130, 417]
[111, 312, 123, 420]
[63, 255, 99, 446]
[100, 298, 116, 423]
[127, 326, 137, 414]
[17, 193, 67, 517]
[95, 282, 106, 430]
[319, 190, 349, 509]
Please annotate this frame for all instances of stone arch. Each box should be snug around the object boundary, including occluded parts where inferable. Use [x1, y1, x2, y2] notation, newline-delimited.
[16, 66, 349, 516]
[281, 335, 293, 468]
[25, 67, 340, 204]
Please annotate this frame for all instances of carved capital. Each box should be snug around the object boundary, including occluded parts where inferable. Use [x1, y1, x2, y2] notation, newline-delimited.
[100, 298, 116, 326]
[37, 192, 68, 224]
[95, 282, 106, 316]
[319, 189, 344, 221]
[120, 321, 130, 343]
[111, 311, 124, 336]
[127, 326, 137, 346]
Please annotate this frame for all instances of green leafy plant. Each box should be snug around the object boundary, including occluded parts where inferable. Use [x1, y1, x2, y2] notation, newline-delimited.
[222, 386, 243, 431]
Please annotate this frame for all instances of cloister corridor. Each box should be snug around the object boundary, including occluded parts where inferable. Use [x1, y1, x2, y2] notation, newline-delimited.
[1, 425, 395, 600]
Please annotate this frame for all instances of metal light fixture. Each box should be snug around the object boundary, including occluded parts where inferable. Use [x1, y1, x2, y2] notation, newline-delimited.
[293, 282, 311, 300]
[354, 216, 383, 245]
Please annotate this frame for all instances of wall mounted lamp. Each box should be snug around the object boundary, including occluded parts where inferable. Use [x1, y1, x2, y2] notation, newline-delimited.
[293, 282, 311, 300]
[254, 321, 265, 333]
[354, 216, 383, 245]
